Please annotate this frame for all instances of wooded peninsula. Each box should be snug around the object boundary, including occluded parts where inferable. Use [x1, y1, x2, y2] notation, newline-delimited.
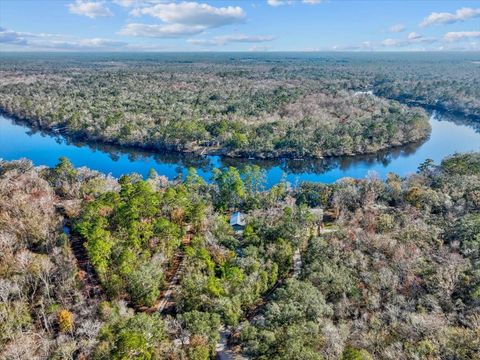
[6, 53, 476, 159]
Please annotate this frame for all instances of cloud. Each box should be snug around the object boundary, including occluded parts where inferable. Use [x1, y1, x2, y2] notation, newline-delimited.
[407, 32, 422, 40]
[122, 1, 246, 38]
[119, 23, 205, 37]
[68, 0, 113, 18]
[388, 24, 405, 33]
[420, 7, 480, 27]
[0, 27, 28, 45]
[45, 38, 127, 50]
[188, 34, 275, 46]
[267, 0, 322, 6]
[113, 0, 139, 6]
[444, 31, 480, 42]
[132, 2, 245, 27]
[381, 38, 402, 47]
[112, 0, 167, 7]
[331, 41, 374, 51]
[249, 45, 271, 52]
[113, 0, 142, 6]
[0, 26, 130, 51]
[334, 29, 479, 51]
[267, 0, 284, 5]
[381, 32, 436, 47]
[437, 38, 480, 51]
[74, 38, 126, 47]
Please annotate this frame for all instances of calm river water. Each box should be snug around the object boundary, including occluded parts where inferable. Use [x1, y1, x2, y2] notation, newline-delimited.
[1, 111, 479, 187]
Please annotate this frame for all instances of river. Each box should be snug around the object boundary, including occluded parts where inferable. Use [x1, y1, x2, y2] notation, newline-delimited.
[1, 110, 479, 188]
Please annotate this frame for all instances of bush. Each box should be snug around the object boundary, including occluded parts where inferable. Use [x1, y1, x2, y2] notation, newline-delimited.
[58, 309, 74, 333]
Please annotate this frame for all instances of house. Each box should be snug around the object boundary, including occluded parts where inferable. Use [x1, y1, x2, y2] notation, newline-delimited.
[230, 211, 246, 234]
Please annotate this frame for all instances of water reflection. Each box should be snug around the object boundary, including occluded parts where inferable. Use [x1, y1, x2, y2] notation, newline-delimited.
[5, 116, 215, 172]
[434, 111, 480, 133]
[1, 110, 479, 187]
[214, 134, 427, 175]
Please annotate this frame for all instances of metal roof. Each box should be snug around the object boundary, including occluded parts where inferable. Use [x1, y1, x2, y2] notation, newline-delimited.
[230, 211, 246, 227]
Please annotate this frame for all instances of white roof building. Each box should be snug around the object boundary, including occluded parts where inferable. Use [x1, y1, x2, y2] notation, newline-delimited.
[230, 211, 246, 234]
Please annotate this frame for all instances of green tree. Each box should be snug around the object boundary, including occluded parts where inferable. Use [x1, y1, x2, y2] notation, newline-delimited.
[179, 310, 221, 347]
[126, 263, 163, 307]
[213, 167, 246, 210]
[96, 312, 166, 360]
[85, 220, 113, 276]
[243, 165, 266, 196]
[342, 347, 373, 360]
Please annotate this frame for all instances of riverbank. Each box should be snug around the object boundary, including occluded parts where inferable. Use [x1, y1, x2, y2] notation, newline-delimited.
[380, 97, 480, 121]
[0, 106, 431, 161]
[2, 109, 480, 187]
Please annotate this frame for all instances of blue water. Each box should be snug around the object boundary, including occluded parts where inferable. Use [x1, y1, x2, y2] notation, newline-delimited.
[1, 111, 479, 187]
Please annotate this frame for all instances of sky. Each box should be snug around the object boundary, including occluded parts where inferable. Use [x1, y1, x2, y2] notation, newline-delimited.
[0, 0, 479, 52]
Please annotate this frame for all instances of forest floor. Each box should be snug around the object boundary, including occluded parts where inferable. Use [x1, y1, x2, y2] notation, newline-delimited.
[63, 221, 104, 300]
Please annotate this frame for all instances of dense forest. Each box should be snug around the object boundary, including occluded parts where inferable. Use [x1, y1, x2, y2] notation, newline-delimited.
[371, 61, 480, 118]
[1, 151, 479, 359]
[3, 52, 464, 159]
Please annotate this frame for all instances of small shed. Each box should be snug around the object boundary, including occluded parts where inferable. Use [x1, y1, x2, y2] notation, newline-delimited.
[230, 211, 246, 234]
